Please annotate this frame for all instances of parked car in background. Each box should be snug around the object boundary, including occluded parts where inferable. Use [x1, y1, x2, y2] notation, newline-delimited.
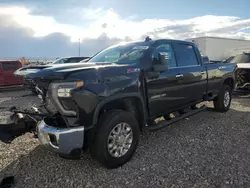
[14, 56, 90, 93]
[0, 60, 23, 88]
[223, 56, 235, 63]
[51, 56, 90, 64]
[229, 52, 250, 89]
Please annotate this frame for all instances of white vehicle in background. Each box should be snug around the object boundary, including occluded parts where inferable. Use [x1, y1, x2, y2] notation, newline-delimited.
[229, 52, 250, 89]
[186, 36, 250, 63]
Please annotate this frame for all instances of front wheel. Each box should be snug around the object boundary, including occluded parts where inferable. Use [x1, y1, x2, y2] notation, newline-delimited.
[90, 110, 140, 169]
[213, 84, 232, 112]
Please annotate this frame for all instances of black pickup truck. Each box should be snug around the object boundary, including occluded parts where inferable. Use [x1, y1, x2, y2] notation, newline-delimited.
[11, 38, 236, 168]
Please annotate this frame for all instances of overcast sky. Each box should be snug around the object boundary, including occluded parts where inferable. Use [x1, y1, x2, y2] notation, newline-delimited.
[1, 0, 250, 59]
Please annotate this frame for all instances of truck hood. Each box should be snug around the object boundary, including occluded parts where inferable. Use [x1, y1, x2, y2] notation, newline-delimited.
[14, 62, 88, 76]
[14, 64, 53, 76]
[27, 62, 129, 80]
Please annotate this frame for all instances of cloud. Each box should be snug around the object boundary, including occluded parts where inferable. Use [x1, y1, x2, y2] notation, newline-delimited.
[0, 5, 250, 58]
[0, 19, 124, 59]
[0, 11, 125, 59]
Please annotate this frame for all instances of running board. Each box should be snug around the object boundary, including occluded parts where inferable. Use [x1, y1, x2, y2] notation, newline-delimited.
[147, 105, 207, 131]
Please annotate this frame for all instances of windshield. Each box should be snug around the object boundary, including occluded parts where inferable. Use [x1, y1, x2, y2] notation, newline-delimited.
[88, 43, 149, 64]
[230, 53, 250, 63]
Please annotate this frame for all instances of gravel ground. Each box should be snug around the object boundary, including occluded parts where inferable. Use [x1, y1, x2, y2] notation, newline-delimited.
[0, 89, 250, 188]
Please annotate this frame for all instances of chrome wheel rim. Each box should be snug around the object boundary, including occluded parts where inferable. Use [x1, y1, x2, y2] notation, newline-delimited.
[224, 91, 230, 107]
[107, 122, 133, 158]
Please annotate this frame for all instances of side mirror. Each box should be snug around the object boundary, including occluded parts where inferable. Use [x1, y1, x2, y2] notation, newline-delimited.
[201, 56, 210, 64]
[159, 52, 169, 65]
[152, 52, 169, 72]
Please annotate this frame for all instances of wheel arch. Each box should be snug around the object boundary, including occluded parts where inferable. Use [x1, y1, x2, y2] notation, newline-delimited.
[222, 77, 235, 89]
[93, 93, 147, 131]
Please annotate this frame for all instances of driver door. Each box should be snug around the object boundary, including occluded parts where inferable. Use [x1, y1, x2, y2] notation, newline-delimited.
[146, 42, 185, 118]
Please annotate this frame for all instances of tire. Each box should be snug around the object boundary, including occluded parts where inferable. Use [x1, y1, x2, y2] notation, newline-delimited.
[213, 84, 232, 112]
[90, 110, 140, 169]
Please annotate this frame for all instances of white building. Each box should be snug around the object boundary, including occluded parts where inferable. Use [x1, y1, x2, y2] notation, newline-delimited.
[186, 36, 250, 62]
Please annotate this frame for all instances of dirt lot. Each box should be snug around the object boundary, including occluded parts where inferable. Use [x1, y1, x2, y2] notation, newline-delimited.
[0, 89, 250, 188]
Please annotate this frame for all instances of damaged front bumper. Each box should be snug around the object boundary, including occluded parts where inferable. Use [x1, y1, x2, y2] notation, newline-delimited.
[37, 120, 84, 156]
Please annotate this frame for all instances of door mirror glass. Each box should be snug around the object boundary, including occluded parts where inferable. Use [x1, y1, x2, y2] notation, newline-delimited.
[152, 52, 169, 72]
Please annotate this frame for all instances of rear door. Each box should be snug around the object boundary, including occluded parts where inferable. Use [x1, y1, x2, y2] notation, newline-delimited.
[172, 42, 207, 105]
[1, 61, 23, 86]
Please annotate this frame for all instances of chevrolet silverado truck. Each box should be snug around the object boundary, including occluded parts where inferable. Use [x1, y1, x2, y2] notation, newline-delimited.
[3, 38, 237, 169]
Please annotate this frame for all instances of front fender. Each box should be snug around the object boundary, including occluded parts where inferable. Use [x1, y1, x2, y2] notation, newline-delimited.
[92, 93, 147, 126]
[220, 72, 236, 89]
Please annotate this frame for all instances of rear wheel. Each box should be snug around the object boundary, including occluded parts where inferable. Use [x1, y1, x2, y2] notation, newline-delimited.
[90, 110, 140, 169]
[213, 84, 232, 112]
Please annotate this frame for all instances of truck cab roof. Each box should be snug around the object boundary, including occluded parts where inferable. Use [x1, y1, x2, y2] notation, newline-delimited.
[116, 38, 195, 47]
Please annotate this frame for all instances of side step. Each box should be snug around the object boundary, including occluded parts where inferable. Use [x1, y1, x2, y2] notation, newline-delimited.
[147, 105, 206, 131]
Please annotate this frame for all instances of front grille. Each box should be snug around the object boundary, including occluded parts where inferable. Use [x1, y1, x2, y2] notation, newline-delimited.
[60, 99, 78, 111]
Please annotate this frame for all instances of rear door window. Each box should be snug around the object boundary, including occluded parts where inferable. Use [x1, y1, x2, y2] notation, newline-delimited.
[2, 61, 19, 71]
[174, 43, 199, 67]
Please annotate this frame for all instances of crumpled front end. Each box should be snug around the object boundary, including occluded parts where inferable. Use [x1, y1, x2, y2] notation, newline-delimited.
[33, 81, 87, 157]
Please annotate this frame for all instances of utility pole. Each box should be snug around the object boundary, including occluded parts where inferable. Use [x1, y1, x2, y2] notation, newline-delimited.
[78, 38, 81, 56]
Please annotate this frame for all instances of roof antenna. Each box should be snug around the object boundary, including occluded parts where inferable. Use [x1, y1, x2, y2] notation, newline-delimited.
[145, 36, 152, 42]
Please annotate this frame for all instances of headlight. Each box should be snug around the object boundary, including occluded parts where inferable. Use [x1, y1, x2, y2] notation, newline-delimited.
[57, 81, 84, 98]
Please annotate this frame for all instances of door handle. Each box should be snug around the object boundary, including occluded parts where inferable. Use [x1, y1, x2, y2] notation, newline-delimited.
[176, 74, 184, 78]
